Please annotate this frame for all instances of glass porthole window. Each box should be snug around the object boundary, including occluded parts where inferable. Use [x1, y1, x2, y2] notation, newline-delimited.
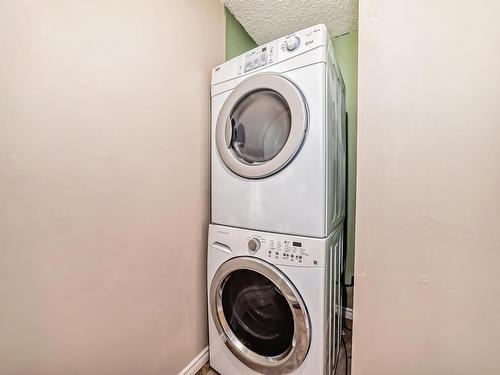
[221, 269, 294, 357]
[229, 90, 291, 165]
[215, 74, 307, 179]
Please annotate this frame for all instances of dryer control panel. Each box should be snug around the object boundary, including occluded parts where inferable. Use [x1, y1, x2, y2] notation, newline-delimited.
[243, 45, 278, 73]
[212, 24, 329, 85]
[236, 24, 326, 76]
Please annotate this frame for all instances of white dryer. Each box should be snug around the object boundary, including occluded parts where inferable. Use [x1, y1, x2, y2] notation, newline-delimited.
[207, 223, 344, 375]
[211, 24, 346, 238]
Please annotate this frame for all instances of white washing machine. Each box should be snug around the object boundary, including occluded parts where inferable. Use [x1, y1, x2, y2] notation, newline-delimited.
[211, 24, 346, 238]
[207, 223, 344, 375]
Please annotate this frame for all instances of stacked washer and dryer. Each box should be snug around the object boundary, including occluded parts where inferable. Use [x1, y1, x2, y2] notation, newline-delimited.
[208, 24, 347, 375]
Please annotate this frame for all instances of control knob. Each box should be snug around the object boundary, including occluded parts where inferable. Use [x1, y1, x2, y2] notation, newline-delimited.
[285, 36, 300, 51]
[248, 238, 261, 252]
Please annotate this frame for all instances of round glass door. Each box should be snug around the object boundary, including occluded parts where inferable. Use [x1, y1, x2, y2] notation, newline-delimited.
[222, 269, 294, 357]
[210, 257, 311, 374]
[216, 74, 308, 179]
[229, 90, 291, 165]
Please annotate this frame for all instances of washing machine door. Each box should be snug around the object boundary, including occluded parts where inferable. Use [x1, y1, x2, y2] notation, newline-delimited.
[215, 74, 308, 179]
[210, 257, 311, 374]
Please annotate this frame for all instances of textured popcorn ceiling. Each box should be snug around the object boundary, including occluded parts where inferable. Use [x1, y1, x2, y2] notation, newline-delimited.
[223, 0, 358, 44]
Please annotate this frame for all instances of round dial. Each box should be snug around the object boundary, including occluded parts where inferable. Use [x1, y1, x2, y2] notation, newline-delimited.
[285, 36, 300, 51]
[248, 238, 261, 252]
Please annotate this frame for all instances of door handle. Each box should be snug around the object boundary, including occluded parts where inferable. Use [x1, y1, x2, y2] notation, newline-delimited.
[212, 241, 232, 253]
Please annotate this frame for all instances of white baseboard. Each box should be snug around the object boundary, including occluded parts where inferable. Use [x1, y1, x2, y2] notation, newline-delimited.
[345, 307, 353, 320]
[178, 346, 209, 375]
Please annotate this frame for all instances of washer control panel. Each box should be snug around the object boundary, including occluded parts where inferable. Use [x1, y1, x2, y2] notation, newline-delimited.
[265, 239, 311, 265]
[243, 232, 322, 267]
[208, 224, 327, 268]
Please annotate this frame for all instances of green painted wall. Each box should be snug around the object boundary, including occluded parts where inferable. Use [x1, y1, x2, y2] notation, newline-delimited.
[225, 8, 257, 60]
[224, 9, 358, 308]
[333, 31, 358, 309]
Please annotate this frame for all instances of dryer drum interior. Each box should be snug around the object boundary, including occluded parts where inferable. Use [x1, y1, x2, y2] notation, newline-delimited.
[229, 89, 291, 165]
[210, 257, 311, 374]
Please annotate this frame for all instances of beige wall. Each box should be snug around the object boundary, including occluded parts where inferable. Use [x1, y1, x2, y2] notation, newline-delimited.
[352, 1, 500, 374]
[0, 1, 223, 374]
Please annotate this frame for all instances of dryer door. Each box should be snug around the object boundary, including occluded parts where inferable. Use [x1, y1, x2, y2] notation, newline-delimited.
[215, 74, 308, 179]
[210, 257, 311, 374]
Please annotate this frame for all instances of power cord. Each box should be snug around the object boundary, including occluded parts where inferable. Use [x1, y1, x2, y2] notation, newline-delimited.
[335, 257, 350, 375]
[342, 333, 348, 375]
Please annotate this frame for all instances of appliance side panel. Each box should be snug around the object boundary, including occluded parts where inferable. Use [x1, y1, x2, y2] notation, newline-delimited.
[326, 39, 347, 235]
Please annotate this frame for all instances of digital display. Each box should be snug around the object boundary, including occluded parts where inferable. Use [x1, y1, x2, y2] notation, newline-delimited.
[292, 241, 302, 247]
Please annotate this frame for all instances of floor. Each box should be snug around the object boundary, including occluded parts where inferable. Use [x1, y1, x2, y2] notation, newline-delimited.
[197, 320, 353, 375]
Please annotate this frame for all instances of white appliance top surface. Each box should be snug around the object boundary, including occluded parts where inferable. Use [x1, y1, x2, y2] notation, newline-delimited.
[212, 24, 328, 85]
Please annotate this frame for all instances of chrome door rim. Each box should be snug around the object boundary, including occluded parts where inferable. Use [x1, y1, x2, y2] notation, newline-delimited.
[215, 74, 308, 179]
[210, 257, 311, 374]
